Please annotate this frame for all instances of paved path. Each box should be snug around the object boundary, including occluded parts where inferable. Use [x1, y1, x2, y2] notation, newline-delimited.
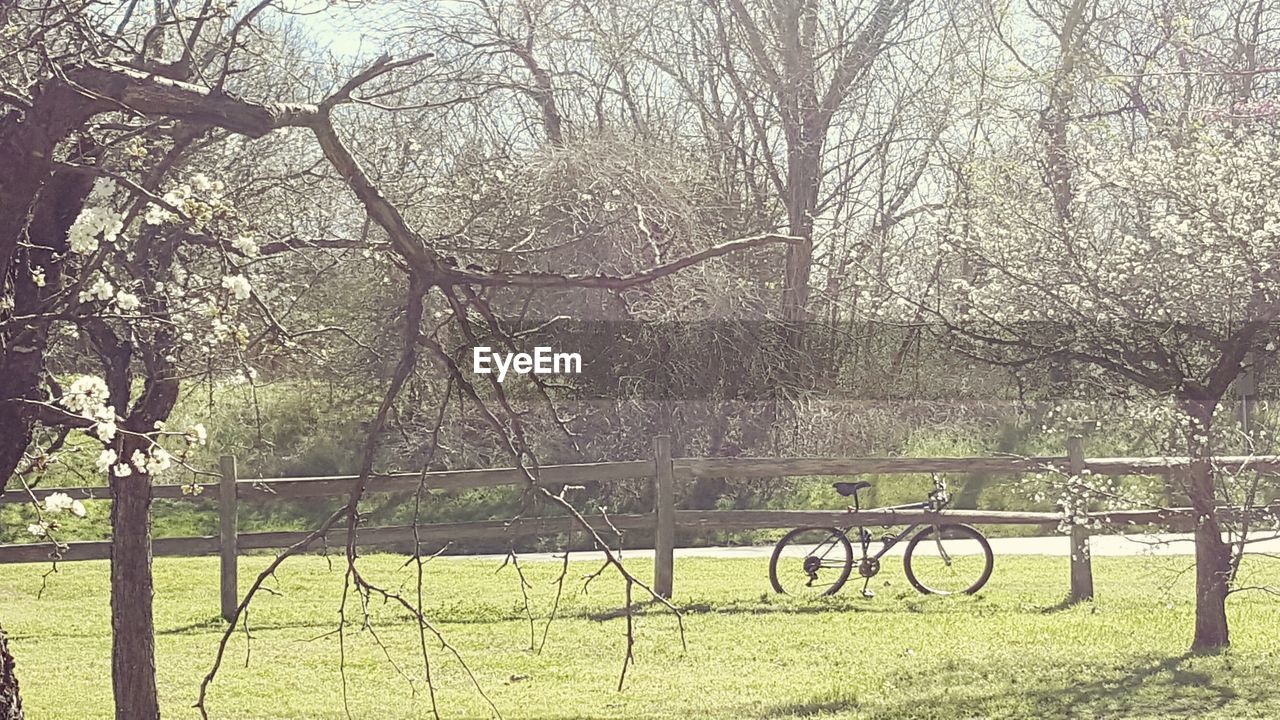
[443, 532, 1280, 563]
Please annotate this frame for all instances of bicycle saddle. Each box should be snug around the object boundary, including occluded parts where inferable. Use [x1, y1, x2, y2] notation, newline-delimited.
[832, 481, 872, 497]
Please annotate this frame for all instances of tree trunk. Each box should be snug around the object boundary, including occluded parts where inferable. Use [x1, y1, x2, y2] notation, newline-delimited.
[781, 142, 819, 326]
[1191, 512, 1232, 651]
[0, 407, 34, 492]
[110, 467, 159, 720]
[0, 166, 91, 490]
[1183, 399, 1231, 652]
[0, 626, 23, 720]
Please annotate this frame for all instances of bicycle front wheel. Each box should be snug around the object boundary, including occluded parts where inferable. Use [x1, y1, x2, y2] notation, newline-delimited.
[903, 524, 993, 595]
[769, 527, 854, 597]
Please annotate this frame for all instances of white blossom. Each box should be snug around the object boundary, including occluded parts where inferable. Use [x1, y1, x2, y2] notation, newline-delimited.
[43, 492, 74, 513]
[94, 419, 117, 443]
[61, 375, 109, 417]
[87, 177, 117, 204]
[79, 275, 115, 304]
[144, 203, 174, 225]
[190, 173, 215, 193]
[221, 274, 251, 300]
[93, 402, 118, 441]
[96, 449, 118, 473]
[187, 423, 208, 445]
[67, 205, 124, 254]
[231, 233, 260, 257]
[162, 187, 188, 207]
[144, 446, 173, 476]
[114, 291, 141, 312]
[38, 493, 87, 520]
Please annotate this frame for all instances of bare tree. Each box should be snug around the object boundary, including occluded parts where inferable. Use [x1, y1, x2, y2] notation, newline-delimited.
[702, 0, 914, 328]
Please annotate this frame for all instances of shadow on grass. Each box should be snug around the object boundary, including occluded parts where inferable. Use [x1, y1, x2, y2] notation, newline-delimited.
[761, 689, 861, 718]
[142, 594, 974, 635]
[158, 616, 233, 635]
[584, 598, 893, 622]
[758, 652, 1251, 720]
[155, 614, 512, 635]
[144, 590, 1046, 634]
[585, 591, 1000, 622]
[1039, 596, 1091, 614]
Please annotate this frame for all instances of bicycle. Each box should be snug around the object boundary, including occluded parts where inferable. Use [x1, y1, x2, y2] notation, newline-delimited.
[768, 475, 994, 597]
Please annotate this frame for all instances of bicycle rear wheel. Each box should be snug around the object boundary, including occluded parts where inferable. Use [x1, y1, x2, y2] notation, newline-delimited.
[903, 524, 993, 595]
[769, 527, 854, 597]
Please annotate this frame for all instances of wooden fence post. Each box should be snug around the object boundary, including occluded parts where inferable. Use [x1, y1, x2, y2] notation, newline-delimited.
[1240, 351, 1257, 433]
[1066, 435, 1094, 602]
[219, 455, 239, 622]
[653, 436, 675, 599]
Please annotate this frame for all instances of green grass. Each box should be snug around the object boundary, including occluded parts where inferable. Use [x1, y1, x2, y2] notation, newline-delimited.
[2, 553, 1279, 719]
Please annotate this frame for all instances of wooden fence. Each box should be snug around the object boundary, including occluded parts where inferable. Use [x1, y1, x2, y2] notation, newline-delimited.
[3, 435, 1278, 622]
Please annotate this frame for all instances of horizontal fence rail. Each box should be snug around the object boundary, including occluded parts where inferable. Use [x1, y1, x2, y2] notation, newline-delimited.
[674, 455, 1280, 478]
[0, 460, 656, 505]
[3, 437, 1278, 618]
[10, 455, 1280, 506]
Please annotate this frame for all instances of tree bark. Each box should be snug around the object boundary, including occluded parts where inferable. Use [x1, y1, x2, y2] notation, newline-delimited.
[0, 626, 22, 720]
[1192, 510, 1232, 651]
[1042, 0, 1091, 224]
[1183, 399, 1232, 652]
[0, 166, 92, 488]
[781, 140, 819, 326]
[110, 463, 159, 720]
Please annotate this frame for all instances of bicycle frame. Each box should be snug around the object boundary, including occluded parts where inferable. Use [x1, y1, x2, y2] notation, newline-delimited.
[841, 500, 936, 562]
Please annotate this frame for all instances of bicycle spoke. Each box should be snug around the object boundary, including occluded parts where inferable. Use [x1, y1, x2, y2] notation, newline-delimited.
[769, 528, 853, 597]
[932, 529, 953, 566]
[906, 525, 993, 595]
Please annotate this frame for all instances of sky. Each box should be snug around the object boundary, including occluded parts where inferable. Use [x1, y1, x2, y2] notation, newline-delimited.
[283, 0, 395, 59]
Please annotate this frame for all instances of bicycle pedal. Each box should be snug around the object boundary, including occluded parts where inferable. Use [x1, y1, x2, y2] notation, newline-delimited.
[861, 589, 876, 598]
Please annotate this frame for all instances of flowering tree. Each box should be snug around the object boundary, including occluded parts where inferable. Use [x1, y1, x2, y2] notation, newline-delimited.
[928, 120, 1280, 650]
[0, 3, 388, 717]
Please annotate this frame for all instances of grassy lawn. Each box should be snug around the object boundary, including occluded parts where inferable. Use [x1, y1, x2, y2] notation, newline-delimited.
[2, 551, 1279, 719]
